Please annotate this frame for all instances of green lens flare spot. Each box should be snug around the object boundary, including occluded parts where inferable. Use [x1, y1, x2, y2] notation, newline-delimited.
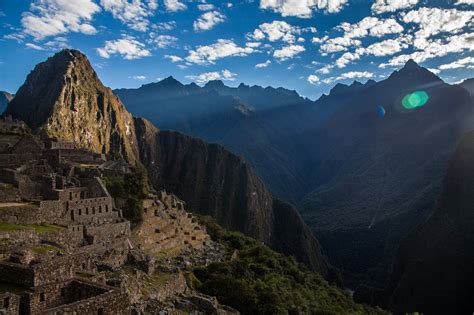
[402, 91, 429, 109]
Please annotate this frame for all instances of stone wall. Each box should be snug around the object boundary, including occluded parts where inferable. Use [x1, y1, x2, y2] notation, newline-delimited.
[0, 262, 34, 287]
[0, 292, 20, 315]
[85, 221, 130, 245]
[0, 205, 43, 225]
[23, 279, 129, 315]
[68, 197, 117, 224]
[41, 227, 84, 249]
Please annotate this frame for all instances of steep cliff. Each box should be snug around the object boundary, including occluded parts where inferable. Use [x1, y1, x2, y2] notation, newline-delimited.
[4, 49, 139, 164]
[5, 49, 332, 277]
[133, 117, 332, 277]
[380, 131, 474, 314]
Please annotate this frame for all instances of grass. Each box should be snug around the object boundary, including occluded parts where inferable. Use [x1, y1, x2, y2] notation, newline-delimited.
[153, 272, 172, 285]
[0, 223, 64, 233]
[31, 244, 60, 254]
[153, 245, 183, 260]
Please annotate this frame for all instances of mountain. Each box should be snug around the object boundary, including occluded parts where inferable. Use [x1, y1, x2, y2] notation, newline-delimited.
[0, 91, 13, 114]
[356, 130, 474, 314]
[201, 79, 310, 110]
[459, 78, 474, 97]
[4, 49, 334, 279]
[298, 60, 474, 286]
[113, 59, 474, 288]
[4, 49, 139, 164]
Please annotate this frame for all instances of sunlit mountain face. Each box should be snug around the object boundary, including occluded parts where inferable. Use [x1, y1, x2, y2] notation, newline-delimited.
[1, 0, 473, 99]
[1, 1, 474, 314]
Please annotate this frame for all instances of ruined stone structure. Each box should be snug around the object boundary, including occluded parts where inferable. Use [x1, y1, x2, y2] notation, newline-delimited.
[0, 129, 236, 314]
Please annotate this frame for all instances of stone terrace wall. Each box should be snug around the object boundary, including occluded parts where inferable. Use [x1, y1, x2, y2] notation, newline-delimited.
[85, 221, 130, 245]
[0, 205, 43, 225]
[40, 226, 84, 249]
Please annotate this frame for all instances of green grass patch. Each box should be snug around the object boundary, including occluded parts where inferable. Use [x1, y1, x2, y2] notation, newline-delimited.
[0, 223, 64, 233]
[31, 244, 58, 254]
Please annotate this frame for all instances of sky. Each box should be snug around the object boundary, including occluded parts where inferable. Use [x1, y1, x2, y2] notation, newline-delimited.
[0, 0, 473, 100]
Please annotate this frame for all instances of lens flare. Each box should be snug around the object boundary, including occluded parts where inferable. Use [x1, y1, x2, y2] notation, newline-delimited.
[402, 91, 429, 109]
[377, 105, 386, 118]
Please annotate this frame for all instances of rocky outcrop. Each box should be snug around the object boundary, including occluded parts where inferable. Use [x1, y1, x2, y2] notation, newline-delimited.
[5, 49, 332, 278]
[379, 131, 474, 314]
[4, 50, 139, 164]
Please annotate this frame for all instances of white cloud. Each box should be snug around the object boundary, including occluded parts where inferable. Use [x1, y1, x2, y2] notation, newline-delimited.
[438, 56, 474, 70]
[152, 21, 176, 31]
[148, 34, 178, 48]
[316, 64, 334, 74]
[320, 37, 362, 53]
[323, 71, 374, 84]
[133, 75, 146, 80]
[402, 8, 474, 49]
[273, 44, 305, 60]
[260, 0, 348, 18]
[246, 42, 262, 48]
[255, 60, 271, 68]
[248, 20, 302, 43]
[356, 38, 408, 57]
[371, 0, 418, 14]
[185, 69, 237, 84]
[455, 0, 474, 5]
[21, 0, 100, 39]
[100, 0, 157, 32]
[311, 35, 329, 44]
[25, 42, 45, 50]
[194, 11, 226, 32]
[186, 39, 255, 65]
[164, 0, 187, 12]
[165, 55, 183, 62]
[97, 37, 151, 60]
[380, 32, 474, 68]
[339, 17, 404, 39]
[148, 0, 158, 10]
[197, 3, 215, 11]
[307, 74, 320, 85]
[335, 52, 360, 68]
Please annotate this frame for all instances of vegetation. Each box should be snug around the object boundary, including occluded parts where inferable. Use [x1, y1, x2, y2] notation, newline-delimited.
[31, 244, 60, 254]
[0, 223, 63, 233]
[193, 216, 386, 315]
[105, 166, 149, 224]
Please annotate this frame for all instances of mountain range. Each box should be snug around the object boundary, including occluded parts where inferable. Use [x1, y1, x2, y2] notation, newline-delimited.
[114, 60, 474, 287]
[4, 49, 335, 280]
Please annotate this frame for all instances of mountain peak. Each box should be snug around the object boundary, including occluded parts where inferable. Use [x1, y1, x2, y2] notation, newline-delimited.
[159, 76, 183, 86]
[204, 80, 226, 89]
[388, 58, 441, 84]
[402, 59, 420, 71]
[4, 48, 138, 163]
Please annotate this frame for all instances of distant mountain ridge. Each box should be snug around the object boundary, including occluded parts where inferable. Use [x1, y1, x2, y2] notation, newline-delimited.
[113, 58, 474, 288]
[4, 49, 335, 279]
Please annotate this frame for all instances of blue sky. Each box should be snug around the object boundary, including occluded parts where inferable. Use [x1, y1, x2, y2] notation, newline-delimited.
[0, 0, 473, 99]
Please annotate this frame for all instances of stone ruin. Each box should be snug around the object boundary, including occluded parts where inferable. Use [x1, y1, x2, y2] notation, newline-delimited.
[0, 129, 238, 314]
